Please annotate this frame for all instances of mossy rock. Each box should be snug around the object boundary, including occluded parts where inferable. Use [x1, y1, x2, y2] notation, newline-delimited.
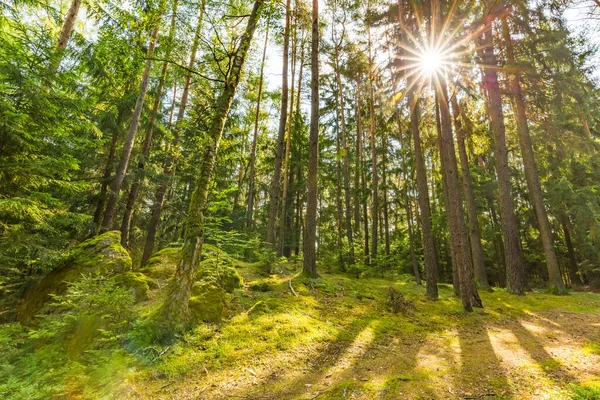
[114, 272, 157, 302]
[140, 246, 182, 280]
[197, 264, 243, 294]
[17, 231, 132, 323]
[189, 288, 228, 323]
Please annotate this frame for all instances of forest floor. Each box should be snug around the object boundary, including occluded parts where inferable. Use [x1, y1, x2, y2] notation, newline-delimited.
[120, 260, 600, 400]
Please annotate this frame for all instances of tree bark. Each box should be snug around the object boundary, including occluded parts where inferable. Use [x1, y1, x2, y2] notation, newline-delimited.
[266, 0, 291, 248]
[367, 25, 378, 263]
[451, 95, 489, 288]
[302, 0, 319, 278]
[101, 16, 163, 232]
[436, 77, 482, 311]
[278, 9, 300, 256]
[120, 0, 179, 248]
[247, 16, 270, 231]
[480, 24, 526, 295]
[353, 84, 362, 241]
[160, 0, 264, 325]
[140, 6, 205, 267]
[333, 27, 355, 265]
[501, 17, 565, 293]
[409, 91, 438, 299]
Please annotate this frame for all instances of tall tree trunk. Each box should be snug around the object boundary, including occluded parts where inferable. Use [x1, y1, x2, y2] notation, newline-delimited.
[159, 0, 264, 325]
[93, 101, 129, 227]
[56, 0, 82, 50]
[101, 15, 163, 232]
[409, 91, 438, 299]
[302, 0, 319, 278]
[561, 214, 581, 285]
[435, 98, 460, 297]
[47, 0, 82, 81]
[362, 124, 370, 260]
[480, 23, 526, 295]
[501, 17, 565, 293]
[247, 16, 270, 231]
[367, 25, 378, 263]
[336, 122, 345, 268]
[278, 9, 300, 256]
[436, 78, 482, 311]
[333, 36, 355, 265]
[120, 0, 179, 247]
[382, 133, 390, 257]
[353, 84, 362, 241]
[266, 0, 291, 248]
[140, 7, 205, 266]
[451, 95, 489, 288]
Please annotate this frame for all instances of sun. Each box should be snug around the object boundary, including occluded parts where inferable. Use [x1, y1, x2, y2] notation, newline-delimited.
[419, 49, 445, 77]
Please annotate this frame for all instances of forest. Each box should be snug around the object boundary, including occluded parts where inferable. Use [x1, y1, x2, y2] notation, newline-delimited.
[1, 0, 600, 398]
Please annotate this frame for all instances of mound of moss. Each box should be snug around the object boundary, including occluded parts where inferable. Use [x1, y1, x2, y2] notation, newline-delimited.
[139, 246, 181, 281]
[17, 231, 132, 323]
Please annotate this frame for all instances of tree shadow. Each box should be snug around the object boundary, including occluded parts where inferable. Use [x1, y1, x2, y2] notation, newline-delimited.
[456, 323, 511, 399]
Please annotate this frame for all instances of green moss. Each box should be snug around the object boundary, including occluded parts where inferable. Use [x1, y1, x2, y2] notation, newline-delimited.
[248, 281, 273, 292]
[189, 289, 228, 323]
[113, 272, 156, 302]
[17, 231, 132, 323]
[141, 247, 182, 280]
[197, 264, 243, 294]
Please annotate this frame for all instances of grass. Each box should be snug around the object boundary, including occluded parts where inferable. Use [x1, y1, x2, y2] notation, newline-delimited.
[3, 255, 600, 399]
[122, 262, 600, 399]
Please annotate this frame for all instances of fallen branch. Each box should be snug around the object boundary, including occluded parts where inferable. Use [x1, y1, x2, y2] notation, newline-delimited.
[289, 279, 298, 297]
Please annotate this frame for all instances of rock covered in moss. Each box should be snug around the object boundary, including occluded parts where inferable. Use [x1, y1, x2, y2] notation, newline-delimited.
[197, 262, 244, 294]
[17, 231, 132, 322]
[114, 272, 157, 302]
[189, 288, 229, 323]
[139, 246, 181, 281]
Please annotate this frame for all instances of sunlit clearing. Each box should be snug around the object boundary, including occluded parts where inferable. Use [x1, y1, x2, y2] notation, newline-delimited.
[419, 49, 444, 77]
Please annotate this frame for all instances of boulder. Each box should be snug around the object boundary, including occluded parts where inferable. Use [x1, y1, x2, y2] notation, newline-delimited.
[17, 231, 132, 323]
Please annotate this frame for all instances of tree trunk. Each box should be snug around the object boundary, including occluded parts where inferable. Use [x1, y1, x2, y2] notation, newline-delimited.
[501, 18, 565, 293]
[367, 26, 378, 263]
[266, 0, 291, 248]
[101, 17, 163, 232]
[334, 35, 355, 265]
[159, 0, 264, 326]
[480, 25, 526, 295]
[120, 0, 179, 248]
[409, 91, 438, 299]
[140, 6, 205, 267]
[302, 0, 319, 278]
[561, 214, 581, 285]
[451, 95, 489, 288]
[278, 10, 300, 256]
[435, 98, 460, 297]
[436, 79, 482, 311]
[336, 123, 345, 268]
[247, 16, 270, 231]
[93, 103, 128, 228]
[353, 84, 362, 241]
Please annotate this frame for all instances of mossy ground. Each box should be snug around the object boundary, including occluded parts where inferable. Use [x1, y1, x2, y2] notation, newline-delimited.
[117, 260, 600, 400]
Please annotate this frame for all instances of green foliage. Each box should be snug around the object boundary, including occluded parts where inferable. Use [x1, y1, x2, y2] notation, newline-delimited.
[0, 273, 136, 399]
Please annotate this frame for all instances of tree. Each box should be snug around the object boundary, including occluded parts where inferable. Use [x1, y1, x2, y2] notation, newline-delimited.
[100, 5, 165, 232]
[159, 0, 265, 325]
[480, 12, 526, 295]
[303, 0, 319, 278]
[501, 16, 566, 293]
